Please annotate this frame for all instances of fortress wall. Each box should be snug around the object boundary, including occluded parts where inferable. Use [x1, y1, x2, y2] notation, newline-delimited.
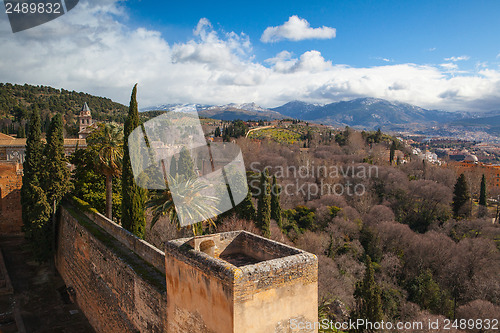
[56, 204, 168, 333]
[233, 255, 318, 333]
[164, 252, 234, 333]
[82, 209, 166, 274]
[0, 162, 22, 234]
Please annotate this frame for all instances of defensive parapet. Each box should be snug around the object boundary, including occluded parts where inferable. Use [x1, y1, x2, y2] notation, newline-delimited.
[165, 231, 318, 333]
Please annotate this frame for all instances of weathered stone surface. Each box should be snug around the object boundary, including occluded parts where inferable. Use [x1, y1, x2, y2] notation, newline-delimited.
[165, 231, 318, 333]
[56, 204, 167, 333]
[56, 203, 318, 333]
[0, 162, 22, 234]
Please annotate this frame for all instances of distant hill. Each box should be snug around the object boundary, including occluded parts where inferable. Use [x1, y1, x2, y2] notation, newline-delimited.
[141, 102, 285, 121]
[0, 83, 128, 136]
[452, 114, 500, 136]
[272, 98, 462, 130]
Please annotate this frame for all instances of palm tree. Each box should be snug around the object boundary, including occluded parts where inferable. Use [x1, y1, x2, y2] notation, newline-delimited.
[87, 123, 123, 220]
[147, 174, 219, 235]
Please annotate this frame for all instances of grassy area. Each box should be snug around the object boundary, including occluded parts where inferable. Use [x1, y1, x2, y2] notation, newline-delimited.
[248, 128, 302, 144]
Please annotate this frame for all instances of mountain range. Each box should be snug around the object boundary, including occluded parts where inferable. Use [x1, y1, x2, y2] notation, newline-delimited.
[142, 98, 500, 139]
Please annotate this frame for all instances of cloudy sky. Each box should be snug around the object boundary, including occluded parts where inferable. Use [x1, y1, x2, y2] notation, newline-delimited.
[1, 0, 500, 111]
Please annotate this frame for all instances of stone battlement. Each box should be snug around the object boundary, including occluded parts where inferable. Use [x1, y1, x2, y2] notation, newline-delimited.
[56, 200, 318, 333]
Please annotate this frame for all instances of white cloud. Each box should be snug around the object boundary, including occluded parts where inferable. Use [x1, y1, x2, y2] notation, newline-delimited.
[265, 50, 332, 73]
[1, 1, 500, 112]
[444, 55, 470, 62]
[440, 63, 459, 70]
[260, 15, 336, 43]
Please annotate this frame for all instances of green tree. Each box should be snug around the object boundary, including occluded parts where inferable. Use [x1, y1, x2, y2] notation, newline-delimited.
[479, 174, 487, 206]
[22, 175, 52, 261]
[257, 169, 271, 237]
[452, 173, 470, 219]
[42, 113, 71, 206]
[237, 190, 256, 221]
[360, 224, 382, 263]
[21, 107, 44, 232]
[87, 123, 123, 220]
[169, 155, 177, 177]
[407, 269, 453, 317]
[270, 175, 282, 227]
[16, 124, 25, 138]
[121, 84, 147, 238]
[351, 256, 384, 332]
[70, 148, 122, 221]
[177, 146, 196, 180]
[389, 140, 396, 164]
[147, 175, 218, 235]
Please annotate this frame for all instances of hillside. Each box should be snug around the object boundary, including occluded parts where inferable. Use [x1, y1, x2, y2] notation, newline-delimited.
[272, 97, 461, 130]
[0, 83, 128, 136]
[452, 114, 500, 136]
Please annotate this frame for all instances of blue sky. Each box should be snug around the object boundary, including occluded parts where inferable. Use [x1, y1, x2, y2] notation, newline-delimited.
[125, 0, 500, 69]
[1, 0, 500, 111]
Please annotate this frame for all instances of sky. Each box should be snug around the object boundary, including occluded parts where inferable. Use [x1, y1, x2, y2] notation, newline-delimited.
[1, 0, 500, 111]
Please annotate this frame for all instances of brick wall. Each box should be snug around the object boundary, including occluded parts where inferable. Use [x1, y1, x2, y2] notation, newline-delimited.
[56, 203, 168, 333]
[0, 162, 22, 234]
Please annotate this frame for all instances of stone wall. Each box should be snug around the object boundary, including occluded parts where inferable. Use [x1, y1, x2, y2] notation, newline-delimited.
[0, 162, 22, 234]
[56, 203, 167, 332]
[165, 231, 318, 333]
[56, 202, 318, 333]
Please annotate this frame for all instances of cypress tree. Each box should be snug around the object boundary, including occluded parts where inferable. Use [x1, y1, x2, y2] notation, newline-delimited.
[237, 190, 256, 221]
[257, 169, 271, 237]
[21, 107, 44, 233]
[351, 256, 384, 332]
[121, 84, 147, 238]
[169, 155, 177, 177]
[389, 140, 396, 164]
[17, 124, 25, 138]
[452, 173, 470, 219]
[270, 175, 282, 227]
[479, 174, 487, 206]
[23, 175, 52, 260]
[42, 114, 71, 206]
[177, 147, 196, 180]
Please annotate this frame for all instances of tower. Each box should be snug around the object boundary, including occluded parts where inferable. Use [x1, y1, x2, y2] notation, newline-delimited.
[78, 102, 93, 139]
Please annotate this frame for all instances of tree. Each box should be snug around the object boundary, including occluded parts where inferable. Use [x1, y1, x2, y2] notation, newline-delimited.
[41, 113, 71, 206]
[256, 169, 271, 237]
[270, 175, 282, 226]
[70, 148, 122, 221]
[22, 175, 52, 261]
[237, 189, 256, 221]
[479, 174, 487, 206]
[169, 155, 177, 177]
[121, 84, 147, 238]
[21, 107, 44, 232]
[86, 123, 123, 220]
[16, 124, 25, 138]
[407, 269, 453, 317]
[147, 175, 218, 235]
[351, 256, 384, 332]
[389, 140, 396, 164]
[452, 173, 470, 219]
[177, 146, 196, 180]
